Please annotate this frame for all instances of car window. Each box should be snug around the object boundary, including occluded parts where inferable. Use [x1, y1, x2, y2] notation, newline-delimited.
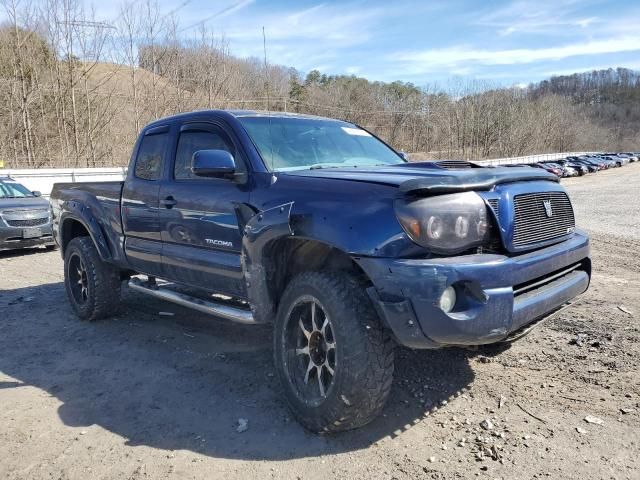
[174, 128, 240, 180]
[134, 132, 168, 181]
[0, 180, 34, 198]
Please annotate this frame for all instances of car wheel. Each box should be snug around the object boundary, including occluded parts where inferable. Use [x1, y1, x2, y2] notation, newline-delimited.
[64, 236, 121, 321]
[274, 271, 395, 433]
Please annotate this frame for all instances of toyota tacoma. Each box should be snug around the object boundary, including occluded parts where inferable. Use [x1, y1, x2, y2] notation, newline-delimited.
[50, 110, 591, 433]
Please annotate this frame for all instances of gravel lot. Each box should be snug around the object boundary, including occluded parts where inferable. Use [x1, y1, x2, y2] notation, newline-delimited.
[1, 163, 638, 480]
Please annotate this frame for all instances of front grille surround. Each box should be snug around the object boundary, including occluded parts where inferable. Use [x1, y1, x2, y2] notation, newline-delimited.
[512, 192, 575, 248]
[1, 208, 50, 228]
[5, 217, 49, 227]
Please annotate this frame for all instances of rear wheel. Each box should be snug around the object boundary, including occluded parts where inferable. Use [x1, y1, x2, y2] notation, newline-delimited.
[274, 271, 394, 433]
[64, 236, 121, 321]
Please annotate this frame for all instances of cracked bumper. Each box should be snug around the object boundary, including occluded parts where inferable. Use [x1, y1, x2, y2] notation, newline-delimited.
[358, 230, 591, 349]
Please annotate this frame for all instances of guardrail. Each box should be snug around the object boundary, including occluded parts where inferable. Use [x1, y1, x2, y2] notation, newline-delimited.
[0, 167, 127, 197]
[475, 152, 597, 166]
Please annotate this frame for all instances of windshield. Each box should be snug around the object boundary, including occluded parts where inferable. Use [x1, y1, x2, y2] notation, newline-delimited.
[0, 179, 35, 198]
[238, 116, 405, 171]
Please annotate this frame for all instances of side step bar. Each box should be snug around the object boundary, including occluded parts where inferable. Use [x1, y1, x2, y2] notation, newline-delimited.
[128, 278, 257, 324]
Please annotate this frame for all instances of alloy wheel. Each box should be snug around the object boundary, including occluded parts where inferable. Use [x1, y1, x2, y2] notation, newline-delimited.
[68, 252, 89, 305]
[284, 296, 337, 403]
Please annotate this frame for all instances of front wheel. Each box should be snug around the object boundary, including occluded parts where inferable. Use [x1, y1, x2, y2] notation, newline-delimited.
[274, 271, 394, 433]
[64, 236, 121, 321]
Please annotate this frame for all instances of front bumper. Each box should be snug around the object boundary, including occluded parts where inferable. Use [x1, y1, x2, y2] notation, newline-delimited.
[358, 230, 591, 349]
[0, 224, 54, 251]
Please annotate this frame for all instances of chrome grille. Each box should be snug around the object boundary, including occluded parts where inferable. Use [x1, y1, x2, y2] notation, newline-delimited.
[2, 209, 49, 216]
[513, 192, 575, 248]
[5, 217, 49, 227]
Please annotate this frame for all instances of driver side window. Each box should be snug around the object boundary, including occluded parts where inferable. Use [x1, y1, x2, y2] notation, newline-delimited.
[174, 129, 239, 180]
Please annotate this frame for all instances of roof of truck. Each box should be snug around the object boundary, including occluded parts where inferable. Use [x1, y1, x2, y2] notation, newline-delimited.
[145, 109, 345, 128]
[227, 110, 333, 120]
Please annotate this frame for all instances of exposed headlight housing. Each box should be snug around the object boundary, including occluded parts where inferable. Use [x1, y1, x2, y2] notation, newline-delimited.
[395, 192, 492, 254]
[439, 286, 457, 313]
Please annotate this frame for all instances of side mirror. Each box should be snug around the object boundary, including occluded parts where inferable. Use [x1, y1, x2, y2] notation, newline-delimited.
[192, 149, 236, 178]
[32, 190, 42, 197]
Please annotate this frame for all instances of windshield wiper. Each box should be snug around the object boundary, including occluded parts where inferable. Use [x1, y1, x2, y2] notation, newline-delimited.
[308, 163, 348, 170]
[308, 163, 363, 170]
[306, 162, 397, 171]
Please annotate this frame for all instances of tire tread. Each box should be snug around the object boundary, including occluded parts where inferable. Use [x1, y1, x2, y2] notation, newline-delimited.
[64, 236, 121, 321]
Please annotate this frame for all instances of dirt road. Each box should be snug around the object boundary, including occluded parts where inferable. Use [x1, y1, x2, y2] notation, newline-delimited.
[1, 164, 638, 480]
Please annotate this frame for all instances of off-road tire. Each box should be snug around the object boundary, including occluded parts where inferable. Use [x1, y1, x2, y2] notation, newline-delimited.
[64, 236, 121, 321]
[274, 271, 394, 433]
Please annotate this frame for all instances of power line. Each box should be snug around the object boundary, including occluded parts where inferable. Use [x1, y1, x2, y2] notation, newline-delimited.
[55, 20, 116, 30]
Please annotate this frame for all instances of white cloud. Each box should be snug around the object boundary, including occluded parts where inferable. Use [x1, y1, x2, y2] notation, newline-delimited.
[475, 0, 602, 36]
[225, 4, 384, 44]
[499, 27, 517, 36]
[179, 0, 255, 33]
[390, 35, 640, 74]
[575, 17, 598, 28]
[214, 2, 391, 71]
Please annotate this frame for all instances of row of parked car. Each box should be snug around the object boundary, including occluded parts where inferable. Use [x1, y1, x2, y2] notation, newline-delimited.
[500, 152, 640, 177]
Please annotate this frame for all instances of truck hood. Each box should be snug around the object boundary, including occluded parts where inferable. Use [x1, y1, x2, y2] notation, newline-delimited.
[283, 162, 558, 195]
[0, 196, 50, 211]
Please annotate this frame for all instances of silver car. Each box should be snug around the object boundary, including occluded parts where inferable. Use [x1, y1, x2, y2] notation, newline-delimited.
[0, 177, 55, 251]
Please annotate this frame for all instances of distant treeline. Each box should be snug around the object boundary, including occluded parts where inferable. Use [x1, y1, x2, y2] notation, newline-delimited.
[0, 0, 638, 169]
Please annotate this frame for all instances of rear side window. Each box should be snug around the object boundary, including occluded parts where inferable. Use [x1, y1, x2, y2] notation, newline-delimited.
[174, 129, 236, 180]
[134, 133, 168, 180]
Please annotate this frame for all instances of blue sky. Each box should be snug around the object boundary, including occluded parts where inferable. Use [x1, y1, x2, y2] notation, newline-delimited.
[65, 0, 640, 86]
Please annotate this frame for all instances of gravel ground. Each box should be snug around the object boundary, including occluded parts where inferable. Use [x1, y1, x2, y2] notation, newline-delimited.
[1, 163, 638, 480]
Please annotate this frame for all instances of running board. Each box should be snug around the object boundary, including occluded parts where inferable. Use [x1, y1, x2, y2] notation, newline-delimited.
[128, 278, 256, 324]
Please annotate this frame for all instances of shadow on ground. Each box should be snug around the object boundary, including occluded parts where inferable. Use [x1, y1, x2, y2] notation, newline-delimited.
[0, 245, 53, 259]
[0, 280, 476, 460]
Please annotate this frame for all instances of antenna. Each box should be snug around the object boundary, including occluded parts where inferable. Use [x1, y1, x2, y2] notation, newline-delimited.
[262, 26, 270, 112]
[262, 26, 275, 176]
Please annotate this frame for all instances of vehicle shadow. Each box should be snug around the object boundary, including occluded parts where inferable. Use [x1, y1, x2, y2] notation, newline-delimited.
[0, 281, 476, 461]
[0, 246, 53, 259]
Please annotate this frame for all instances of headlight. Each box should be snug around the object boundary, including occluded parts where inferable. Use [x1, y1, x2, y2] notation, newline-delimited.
[395, 192, 491, 254]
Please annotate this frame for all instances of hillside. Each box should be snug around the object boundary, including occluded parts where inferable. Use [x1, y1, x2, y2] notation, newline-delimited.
[529, 68, 640, 149]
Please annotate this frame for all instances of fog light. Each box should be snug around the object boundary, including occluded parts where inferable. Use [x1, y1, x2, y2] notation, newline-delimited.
[439, 286, 457, 313]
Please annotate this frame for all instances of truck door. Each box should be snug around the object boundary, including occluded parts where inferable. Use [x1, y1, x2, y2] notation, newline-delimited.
[158, 121, 249, 297]
[121, 125, 169, 277]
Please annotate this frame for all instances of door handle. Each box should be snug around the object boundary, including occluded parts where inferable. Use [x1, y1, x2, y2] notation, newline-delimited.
[160, 196, 177, 209]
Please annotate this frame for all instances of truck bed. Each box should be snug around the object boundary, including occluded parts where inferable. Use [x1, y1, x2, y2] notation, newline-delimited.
[50, 181, 125, 262]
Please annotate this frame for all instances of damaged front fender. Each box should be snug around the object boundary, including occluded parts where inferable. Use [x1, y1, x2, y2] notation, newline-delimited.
[240, 202, 294, 323]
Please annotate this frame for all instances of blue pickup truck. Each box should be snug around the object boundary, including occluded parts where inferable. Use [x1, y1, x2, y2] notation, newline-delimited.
[50, 110, 591, 433]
